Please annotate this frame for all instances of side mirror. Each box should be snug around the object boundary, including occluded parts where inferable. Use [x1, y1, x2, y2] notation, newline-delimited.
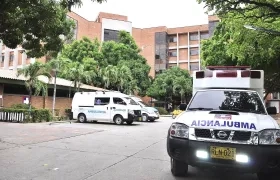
[179, 104, 187, 111]
[267, 107, 277, 115]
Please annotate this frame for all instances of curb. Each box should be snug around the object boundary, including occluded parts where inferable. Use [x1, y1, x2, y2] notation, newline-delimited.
[49, 120, 77, 125]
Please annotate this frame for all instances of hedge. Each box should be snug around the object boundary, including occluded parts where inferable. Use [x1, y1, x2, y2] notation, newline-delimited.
[0, 108, 52, 123]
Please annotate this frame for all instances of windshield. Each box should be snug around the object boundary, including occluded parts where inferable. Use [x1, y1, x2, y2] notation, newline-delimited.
[139, 101, 150, 107]
[124, 97, 138, 105]
[188, 90, 266, 114]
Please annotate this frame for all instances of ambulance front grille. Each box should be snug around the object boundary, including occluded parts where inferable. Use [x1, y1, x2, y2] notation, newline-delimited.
[194, 129, 251, 141]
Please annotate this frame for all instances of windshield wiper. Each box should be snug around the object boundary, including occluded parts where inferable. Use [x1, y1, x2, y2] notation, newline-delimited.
[188, 107, 214, 111]
[223, 108, 265, 115]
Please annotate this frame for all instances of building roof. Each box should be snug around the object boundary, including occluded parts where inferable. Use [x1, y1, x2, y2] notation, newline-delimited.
[0, 69, 108, 91]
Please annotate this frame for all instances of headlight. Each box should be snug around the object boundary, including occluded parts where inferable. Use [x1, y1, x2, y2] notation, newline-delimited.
[259, 129, 280, 145]
[169, 123, 189, 139]
[128, 110, 134, 114]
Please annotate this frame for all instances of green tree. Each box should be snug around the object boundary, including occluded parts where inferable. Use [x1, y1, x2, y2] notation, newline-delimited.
[197, 0, 280, 19]
[17, 62, 52, 110]
[0, 0, 106, 57]
[63, 0, 106, 11]
[0, 0, 75, 58]
[147, 67, 192, 105]
[201, 11, 280, 98]
[60, 61, 94, 92]
[61, 31, 151, 96]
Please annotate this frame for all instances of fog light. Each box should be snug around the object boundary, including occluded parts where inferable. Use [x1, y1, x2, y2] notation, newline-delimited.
[196, 150, 208, 159]
[236, 154, 249, 163]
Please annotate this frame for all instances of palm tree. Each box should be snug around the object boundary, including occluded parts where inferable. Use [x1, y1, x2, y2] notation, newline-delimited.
[62, 61, 93, 92]
[17, 61, 52, 111]
[101, 65, 117, 89]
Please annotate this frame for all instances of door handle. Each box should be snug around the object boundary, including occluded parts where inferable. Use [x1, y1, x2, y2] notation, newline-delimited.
[111, 107, 116, 109]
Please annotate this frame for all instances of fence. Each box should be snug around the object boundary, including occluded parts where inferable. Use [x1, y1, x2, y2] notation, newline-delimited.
[0, 111, 27, 122]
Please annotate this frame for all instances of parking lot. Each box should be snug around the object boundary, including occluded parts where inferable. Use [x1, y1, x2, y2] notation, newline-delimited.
[0, 117, 259, 180]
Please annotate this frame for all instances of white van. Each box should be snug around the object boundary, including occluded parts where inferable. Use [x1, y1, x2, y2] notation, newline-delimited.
[129, 96, 160, 122]
[71, 91, 141, 125]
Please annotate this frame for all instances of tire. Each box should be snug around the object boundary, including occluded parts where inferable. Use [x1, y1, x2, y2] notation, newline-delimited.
[170, 158, 188, 177]
[126, 120, 133, 125]
[257, 172, 279, 180]
[142, 114, 149, 122]
[114, 115, 124, 125]
[78, 114, 86, 123]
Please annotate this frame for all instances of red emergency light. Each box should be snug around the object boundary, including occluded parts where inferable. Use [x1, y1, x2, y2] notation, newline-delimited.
[196, 68, 261, 79]
[206, 66, 251, 70]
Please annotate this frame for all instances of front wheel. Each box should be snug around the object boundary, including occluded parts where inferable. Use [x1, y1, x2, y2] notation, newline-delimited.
[78, 114, 86, 123]
[171, 158, 188, 177]
[114, 115, 124, 125]
[142, 114, 148, 122]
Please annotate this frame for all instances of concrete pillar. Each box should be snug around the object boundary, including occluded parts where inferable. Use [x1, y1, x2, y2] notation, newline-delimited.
[13, 49, 19, 71]
[22, 52, 27, 67]
[3, 47, 10, 69]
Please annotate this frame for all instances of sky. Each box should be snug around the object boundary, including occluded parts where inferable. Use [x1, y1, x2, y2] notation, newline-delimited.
[72, 0, 209, 28]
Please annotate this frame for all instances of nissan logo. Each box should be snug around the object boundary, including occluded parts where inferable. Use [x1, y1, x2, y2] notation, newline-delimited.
[217, 131, 228, 139]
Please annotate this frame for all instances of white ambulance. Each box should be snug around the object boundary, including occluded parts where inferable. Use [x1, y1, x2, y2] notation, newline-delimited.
[167, 66, 279, 180]
[129, 96, 160, 122]
[71, 91, 142, 125]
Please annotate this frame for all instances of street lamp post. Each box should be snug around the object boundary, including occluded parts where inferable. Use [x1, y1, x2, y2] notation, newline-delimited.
[52, 34, 65, 117]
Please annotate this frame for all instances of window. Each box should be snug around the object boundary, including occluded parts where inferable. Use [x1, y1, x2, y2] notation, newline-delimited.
[209, 21, 220, 37]
[113, 97, 126, 105]
[169, 36, 177, 43]
[104, 29, 120, 42]
[94, 97, 110, 105]
[169, 51, 177, 57]
[190, 64, 199, 71]
[272, 92, 280, 99]
[200, 33, 209, 40]
[190, 33, 198, 41]
[190, 49, 199, 56]
[10, 54, 14, 61]
[188, 90, 266, 114]
[124, 97, 138, 105]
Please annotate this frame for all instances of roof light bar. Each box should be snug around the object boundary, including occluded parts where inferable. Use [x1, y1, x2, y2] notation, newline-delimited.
[206, 66, 251, 70]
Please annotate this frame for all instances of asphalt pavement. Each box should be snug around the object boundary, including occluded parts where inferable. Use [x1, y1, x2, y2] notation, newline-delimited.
[0, 117, 258, 180]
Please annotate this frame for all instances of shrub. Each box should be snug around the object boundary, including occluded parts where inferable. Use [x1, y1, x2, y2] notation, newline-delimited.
[155, 107, 169, 115]
[0, 108, 52, 123]
[65, 109, 73, 120]
[10, 104, 35, 110]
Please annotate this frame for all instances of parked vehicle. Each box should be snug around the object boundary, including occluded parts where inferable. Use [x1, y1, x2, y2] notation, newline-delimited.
[130, 96, 160, 122]
[71, 91, 142, 125]
[167, 66, 279, 180]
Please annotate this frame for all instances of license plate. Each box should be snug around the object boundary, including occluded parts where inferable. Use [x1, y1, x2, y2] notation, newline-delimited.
[210, 146, 236, 160]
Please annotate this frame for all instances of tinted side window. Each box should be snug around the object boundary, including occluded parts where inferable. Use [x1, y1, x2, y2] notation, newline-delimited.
[94, 97, 110, 105]
[113, 97, 126, 105]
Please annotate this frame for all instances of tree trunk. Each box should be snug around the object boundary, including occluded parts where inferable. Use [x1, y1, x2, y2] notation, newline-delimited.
[264, 91, 270, 101]
[28, 90, 32, 111]
[43, 96, 46, 109]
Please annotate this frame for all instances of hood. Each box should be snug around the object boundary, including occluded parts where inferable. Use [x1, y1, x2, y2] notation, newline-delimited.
[142, 107, 158, 112]
[175, 110, 279, 132]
